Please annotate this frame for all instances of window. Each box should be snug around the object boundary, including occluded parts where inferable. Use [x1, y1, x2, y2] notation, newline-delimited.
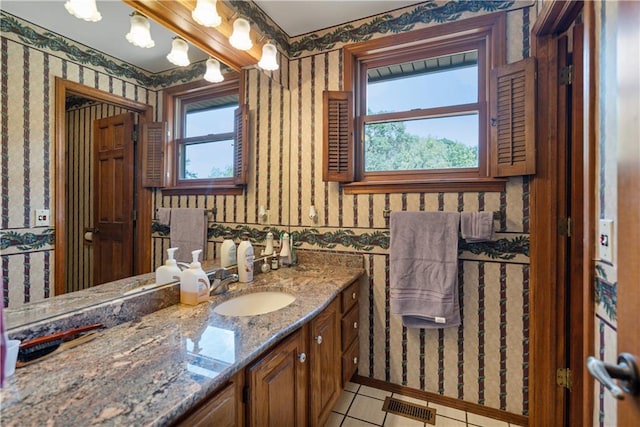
[362, 47, 482, 175]
[179, 93, 237, 180]
[323, 12, 534, 193]
[161, 77, 247, 194]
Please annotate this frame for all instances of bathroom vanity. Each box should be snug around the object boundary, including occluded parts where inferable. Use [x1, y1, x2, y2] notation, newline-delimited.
[0, 252, 364, 426]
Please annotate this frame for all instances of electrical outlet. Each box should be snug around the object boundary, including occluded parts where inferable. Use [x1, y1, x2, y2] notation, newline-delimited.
[598, 219, 614, 263]
[35, 209, 50, 227]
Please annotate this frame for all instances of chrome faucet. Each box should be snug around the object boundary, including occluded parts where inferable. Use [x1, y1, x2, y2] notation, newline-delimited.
[209, 268, 239, 296]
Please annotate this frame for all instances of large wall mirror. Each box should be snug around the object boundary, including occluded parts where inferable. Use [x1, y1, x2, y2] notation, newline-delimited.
[2, 0, 291, 329]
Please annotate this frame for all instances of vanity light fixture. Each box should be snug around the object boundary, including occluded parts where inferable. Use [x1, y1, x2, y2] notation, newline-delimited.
[258, 42, 279, 71]
[125, 12, 155, 48]
[167, 37, 191, 67]
[64, 0, 102, 22]
[192, 0, 222, 28]
[204, 58, 224, 83]
[229, 18, 253, 51]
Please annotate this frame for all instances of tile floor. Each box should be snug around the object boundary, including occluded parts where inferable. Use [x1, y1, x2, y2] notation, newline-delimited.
[326, 382, 525, 427]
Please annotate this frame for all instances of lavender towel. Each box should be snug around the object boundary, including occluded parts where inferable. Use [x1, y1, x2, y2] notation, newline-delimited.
[170, 208, 208, 262]
[460, 211, 495, 242]
[390, 211, 461, 329]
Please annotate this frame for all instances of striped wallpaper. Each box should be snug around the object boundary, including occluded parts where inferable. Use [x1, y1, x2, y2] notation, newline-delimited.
[2, 2, 541, 419]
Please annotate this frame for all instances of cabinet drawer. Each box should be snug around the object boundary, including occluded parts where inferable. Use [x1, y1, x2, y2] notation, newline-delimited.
[341, 305, 359, 351]
[341, 280, 359, 314]
[342, 337, 359, 386]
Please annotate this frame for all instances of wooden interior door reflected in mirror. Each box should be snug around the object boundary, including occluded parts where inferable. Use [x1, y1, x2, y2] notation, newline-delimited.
[92, 112, 136, 285]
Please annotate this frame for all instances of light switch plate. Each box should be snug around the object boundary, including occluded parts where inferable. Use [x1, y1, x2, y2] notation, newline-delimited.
[598, 219, 614, 263]
[35, 209, 50, 227]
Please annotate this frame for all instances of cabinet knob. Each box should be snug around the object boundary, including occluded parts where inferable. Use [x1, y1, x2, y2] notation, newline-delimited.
[298, 352, 307, 363]
[352, 292, 357, 300]
[315, 335, 323, 345]
[353, 322, 358, 329]
[353, 357, 358, 365]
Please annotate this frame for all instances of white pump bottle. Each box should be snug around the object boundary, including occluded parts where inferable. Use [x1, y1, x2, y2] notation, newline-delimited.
[237, 232, 254, 283]
[180, 249, 211, 305]
[155, 247, 182, 285]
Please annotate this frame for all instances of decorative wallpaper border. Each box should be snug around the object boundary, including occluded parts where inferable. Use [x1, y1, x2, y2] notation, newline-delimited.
[0, 12, 232, 89]
[152, 222, 529, 260]
[288, 0, 517, 57]
[0, 228, 54, 253]
[595, 264, 617, 322]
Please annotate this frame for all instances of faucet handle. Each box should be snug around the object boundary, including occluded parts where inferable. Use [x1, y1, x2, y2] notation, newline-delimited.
[213, 267, 229, 279]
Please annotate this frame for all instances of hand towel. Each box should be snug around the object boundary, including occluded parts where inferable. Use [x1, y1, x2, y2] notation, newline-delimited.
[390, 211, 461, 329]
[170, 208, 208, 262]
[156, 208, 171, 226]
[460, 211, 495, 242]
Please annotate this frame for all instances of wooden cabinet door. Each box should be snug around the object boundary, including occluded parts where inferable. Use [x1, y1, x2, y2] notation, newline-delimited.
[247, 327, 308, 427]
[175, 371, 243, 427]
[309, 299, 341, 427]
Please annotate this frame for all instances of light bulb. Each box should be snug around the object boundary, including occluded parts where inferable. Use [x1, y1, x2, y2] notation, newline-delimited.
[167, 38, 190, 67]
[204, 58, 224, 83]
[229, 18, 253, 51]
[192, 0, 222, 27]
[64, 0, 102, 22]
[258, 42, 279, 71]
[125, 12, 155, 48]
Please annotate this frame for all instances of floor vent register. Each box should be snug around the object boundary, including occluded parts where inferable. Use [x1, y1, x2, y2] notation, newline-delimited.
[382, 396, 437, 424]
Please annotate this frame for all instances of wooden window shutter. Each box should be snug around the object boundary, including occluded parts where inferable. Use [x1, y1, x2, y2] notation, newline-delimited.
[323, 90, 354, 182]
[141, 121, 166, 187]
[234, 104, 249, 185]
[490, 57, 537, 177]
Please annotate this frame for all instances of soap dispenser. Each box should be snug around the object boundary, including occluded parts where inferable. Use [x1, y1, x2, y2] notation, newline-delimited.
[237, 232, 254, 283]
[220, 232, 237, 268]
[156, 247, 182, 285]
[263, 232, 274, 256]
[180, 249, 211, 305]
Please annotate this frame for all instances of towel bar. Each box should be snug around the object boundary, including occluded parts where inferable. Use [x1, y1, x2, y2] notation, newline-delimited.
[382, 209, 501, 220]
[155, 207, 216, 216]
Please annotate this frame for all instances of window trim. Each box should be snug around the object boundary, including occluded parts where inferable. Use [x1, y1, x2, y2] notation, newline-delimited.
[162, 76, 245, 195]
[341, 12, 507, 194]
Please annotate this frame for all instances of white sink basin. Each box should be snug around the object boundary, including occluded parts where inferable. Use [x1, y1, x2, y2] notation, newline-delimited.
[213, 291, 296, 316]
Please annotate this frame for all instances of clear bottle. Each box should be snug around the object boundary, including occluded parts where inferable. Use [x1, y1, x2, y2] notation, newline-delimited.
[220, 232, 237, 268]
[155, 247, 182, 285]
[237, 232, 254, 283]
[180, 249, 211, 305]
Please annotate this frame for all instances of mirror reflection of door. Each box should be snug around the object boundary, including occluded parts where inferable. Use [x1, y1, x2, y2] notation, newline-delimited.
[92, 112, 136, 285]
[65, 98, 137, 291]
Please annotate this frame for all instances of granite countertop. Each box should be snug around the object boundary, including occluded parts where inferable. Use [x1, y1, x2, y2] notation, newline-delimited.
[0, 254, 364, 426]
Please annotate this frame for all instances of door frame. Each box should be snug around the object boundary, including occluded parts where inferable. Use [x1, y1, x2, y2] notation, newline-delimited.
[530, 1, 596, 426]
[54, 78, 153, 296]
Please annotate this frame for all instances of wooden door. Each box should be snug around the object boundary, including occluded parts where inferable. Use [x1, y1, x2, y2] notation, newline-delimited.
[616, 0, 640, 422]
[247, 327, 308, 427]
[93, 112, 135, 285]
[309, 298, 341, 427]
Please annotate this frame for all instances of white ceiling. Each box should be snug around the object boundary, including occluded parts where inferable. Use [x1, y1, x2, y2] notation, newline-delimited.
[1, 0, 423, 73]
[254, 0, 423, 36]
